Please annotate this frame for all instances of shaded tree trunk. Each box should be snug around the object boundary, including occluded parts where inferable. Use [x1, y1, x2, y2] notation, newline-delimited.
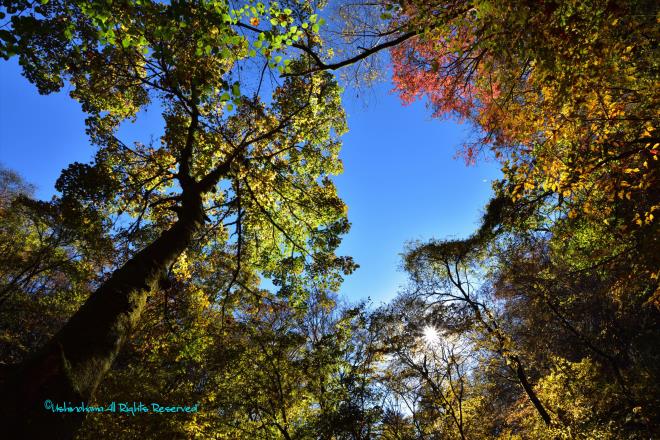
[514, 358, 552, 426]
[444, 260, 553, 427]
[0, 193, 205, 439]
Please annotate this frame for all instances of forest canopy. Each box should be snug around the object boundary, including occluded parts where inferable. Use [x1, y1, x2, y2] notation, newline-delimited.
[0, 0, 658, 439]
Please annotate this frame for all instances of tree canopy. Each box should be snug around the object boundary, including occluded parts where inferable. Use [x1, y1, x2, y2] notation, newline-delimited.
[0, 0, 658, 438]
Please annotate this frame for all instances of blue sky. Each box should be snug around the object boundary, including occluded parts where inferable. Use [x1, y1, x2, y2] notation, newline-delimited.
[0, 59, 500, 304]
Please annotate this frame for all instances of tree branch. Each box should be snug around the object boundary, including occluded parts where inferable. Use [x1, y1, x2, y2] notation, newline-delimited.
[286, 32, 417, 76]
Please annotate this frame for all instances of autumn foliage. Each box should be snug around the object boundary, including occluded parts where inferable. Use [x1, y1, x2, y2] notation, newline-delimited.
[392, 0, 658, 230]
[0, 0, 658, 438]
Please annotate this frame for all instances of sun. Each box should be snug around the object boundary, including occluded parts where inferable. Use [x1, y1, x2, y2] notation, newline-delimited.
[423, 325, 440, 347]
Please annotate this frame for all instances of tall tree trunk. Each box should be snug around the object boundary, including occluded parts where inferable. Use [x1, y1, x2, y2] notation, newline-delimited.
[0, 193, 205, 439]
[513, 358, 552, 426]
[449, 267, 553, 427]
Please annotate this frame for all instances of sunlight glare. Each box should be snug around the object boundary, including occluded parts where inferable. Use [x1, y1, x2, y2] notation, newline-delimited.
[423, 325, 440, 347]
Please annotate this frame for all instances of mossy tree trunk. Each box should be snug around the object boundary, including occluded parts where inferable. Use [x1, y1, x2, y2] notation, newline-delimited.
[0, 192, 205, 439]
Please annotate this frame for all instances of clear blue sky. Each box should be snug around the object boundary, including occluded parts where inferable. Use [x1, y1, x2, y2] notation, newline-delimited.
[0, 59, 500, 304]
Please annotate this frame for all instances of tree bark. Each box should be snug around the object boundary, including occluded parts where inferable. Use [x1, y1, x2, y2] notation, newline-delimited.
[0, 192, 205, 439]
